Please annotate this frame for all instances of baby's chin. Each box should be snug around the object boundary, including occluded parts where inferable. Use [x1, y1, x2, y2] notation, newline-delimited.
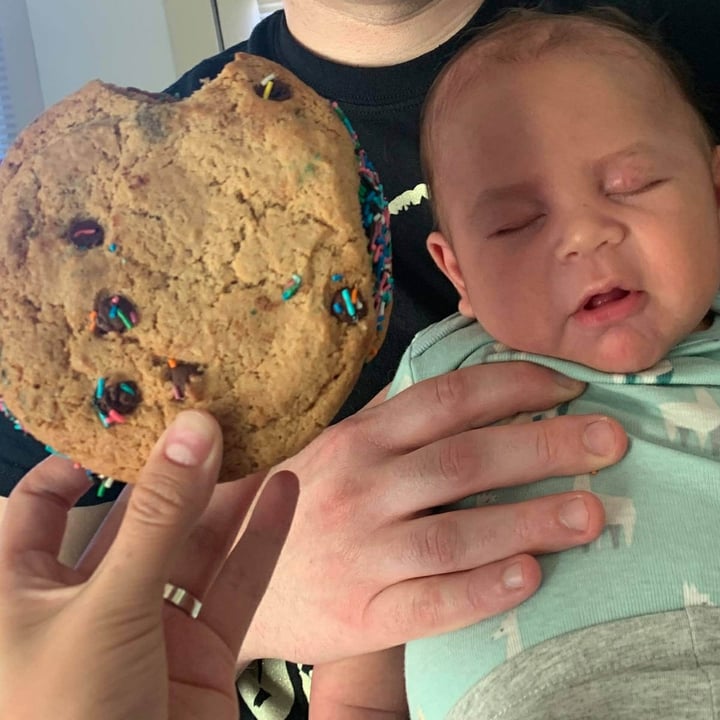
[507, 332, 673, 375]
[558, 340, 670, 375]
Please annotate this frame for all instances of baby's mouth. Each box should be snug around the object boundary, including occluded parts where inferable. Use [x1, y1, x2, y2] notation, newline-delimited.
[583, 287, 630, 311]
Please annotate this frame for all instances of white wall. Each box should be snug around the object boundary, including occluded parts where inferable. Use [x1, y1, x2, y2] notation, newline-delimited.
[217, 0, 261, 48]
[163, 0, 220, 80]
[4, 0, 266, 130]
[23, 0, 202, 108]
[0, 0, 44, 130]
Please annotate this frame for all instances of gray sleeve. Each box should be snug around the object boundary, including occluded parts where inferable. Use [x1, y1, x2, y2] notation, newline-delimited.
[447, 605, 720, 720]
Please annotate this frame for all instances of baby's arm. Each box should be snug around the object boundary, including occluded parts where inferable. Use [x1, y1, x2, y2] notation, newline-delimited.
[310, 646, 408, 719]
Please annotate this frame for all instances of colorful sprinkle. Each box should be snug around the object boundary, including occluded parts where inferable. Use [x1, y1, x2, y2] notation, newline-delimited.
[332, 273, 344, 282]
[95, 476, 116, 498]
[95, 408, 110, 428]
[107, 409, 126, 425]
[282, 274, 302, 301]
[254, 73, 293, 102]
[87, 471, 120, 498]
[331, 103, 393, 338]
[44, 445, 67, 457]
[341, 288, 356, 318]
[1, 399, 23, 432]
[116, 309, 133, 330]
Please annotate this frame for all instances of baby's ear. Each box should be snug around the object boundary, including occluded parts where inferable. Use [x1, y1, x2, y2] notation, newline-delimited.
[426, 231, 475, 318]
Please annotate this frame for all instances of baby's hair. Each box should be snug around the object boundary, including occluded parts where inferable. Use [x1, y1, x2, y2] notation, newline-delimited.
[421, 7, 717, 232]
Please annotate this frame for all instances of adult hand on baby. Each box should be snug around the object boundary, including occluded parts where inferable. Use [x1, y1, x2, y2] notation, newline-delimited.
[0, 410, 297, 720]
[239, 362, 627, 665]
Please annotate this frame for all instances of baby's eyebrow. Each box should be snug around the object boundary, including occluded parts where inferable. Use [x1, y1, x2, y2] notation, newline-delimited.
[595, 141, 664, 171]
[467, 143, 670, 222]
[469, 181, 542, 218]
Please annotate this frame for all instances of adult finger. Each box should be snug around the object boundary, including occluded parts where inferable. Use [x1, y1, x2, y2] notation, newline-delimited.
[0, 456, 91, 563]
[384, 415, 626, 513]
[357, 362, 586, 451]
[199, 470, 299, 656]
[77, 471, 263, 586]
[153, 470, 267, 603]
[74, 484, 131, 575]
[366, 554, 544, 647]
[374, 491, 605, 583]
[93, 410, 222, 594]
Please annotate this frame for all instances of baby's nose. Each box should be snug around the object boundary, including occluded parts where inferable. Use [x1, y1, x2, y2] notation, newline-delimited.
[554, 212, 625, 261]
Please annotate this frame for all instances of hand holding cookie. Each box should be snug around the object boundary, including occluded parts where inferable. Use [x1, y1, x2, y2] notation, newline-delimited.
[0, 411, 297, 720]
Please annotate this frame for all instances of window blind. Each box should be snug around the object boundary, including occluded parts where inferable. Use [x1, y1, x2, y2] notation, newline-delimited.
[257, 1, 283, 18]
[0, 35, 17, 161]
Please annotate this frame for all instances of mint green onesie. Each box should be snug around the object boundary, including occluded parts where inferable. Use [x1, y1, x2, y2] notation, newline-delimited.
[390, 299, 720, 720]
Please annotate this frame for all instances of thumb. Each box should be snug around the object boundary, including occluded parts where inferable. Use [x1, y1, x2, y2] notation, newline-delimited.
[95, 410, 223, 598]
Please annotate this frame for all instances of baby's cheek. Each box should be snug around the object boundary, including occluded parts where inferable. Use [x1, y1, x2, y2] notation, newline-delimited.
[477, 285, 544, 344]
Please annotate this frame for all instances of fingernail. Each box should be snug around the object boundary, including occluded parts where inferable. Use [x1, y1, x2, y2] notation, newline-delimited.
[559, 497, 589, 532]
[163, 411, 215, 467]
[502, 563, 525, 590]
[583, 418, 615, 457]
[552, 371, 585, 392]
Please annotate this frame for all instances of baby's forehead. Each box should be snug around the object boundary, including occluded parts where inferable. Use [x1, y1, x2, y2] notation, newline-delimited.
[423, 14, 705, 177]
[437, 20, 663, 107]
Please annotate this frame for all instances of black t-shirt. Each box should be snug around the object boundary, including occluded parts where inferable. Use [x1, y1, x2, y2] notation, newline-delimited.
[0, 0, 718, 508]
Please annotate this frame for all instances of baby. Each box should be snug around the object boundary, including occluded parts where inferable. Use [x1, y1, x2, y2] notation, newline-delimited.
[311, 9, 720, 720]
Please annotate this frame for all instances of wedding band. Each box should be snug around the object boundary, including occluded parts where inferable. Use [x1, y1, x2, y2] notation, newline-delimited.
[163, 582, 203, 619]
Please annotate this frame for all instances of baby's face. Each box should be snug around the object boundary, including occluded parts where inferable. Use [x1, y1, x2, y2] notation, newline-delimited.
[430, 50, 720, 373]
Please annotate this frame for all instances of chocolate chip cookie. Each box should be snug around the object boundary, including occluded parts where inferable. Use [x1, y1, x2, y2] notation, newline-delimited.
[0, 53, 392, 483]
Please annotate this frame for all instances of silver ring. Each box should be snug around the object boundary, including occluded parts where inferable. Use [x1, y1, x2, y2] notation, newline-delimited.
[163, 582, 203, 619]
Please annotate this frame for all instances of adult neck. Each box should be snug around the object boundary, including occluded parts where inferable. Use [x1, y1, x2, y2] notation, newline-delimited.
[284, 0, 485, 66]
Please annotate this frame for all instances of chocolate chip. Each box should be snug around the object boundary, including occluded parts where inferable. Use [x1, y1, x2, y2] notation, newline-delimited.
[68, 219, 104, 250]
[93, 292, 139, 335]
[96, 379, 141, 416]
[330, 287, 368, 324]
[164, 360, 204, 401]
[254, 77, 293, 102]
